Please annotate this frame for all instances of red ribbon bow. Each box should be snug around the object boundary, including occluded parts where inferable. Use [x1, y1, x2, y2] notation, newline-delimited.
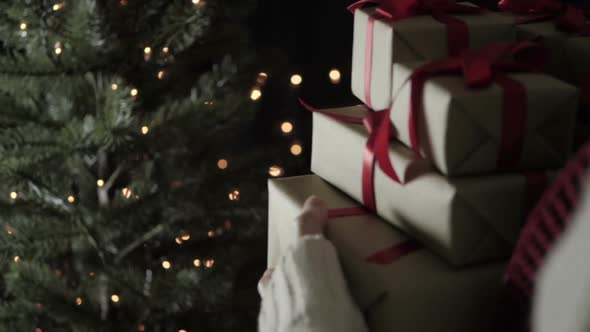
[375, 42, 549, 182]
[298, 99, 396, 211]
[348, 0, 481, 57]
[499, 0, 590, 36]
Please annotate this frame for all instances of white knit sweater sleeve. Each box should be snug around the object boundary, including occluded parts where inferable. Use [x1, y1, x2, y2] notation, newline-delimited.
[258, 234, 369, 332]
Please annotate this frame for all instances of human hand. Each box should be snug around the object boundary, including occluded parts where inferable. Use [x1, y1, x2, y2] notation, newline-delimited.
[296, 195, 328, 237]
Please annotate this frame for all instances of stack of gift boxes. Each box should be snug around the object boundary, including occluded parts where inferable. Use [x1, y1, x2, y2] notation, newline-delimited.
[267, 1, 588, 331]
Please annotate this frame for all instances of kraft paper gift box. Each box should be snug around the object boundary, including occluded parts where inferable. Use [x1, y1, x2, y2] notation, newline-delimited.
[311, 106, 555, 266]
[268, 174, 504, 332]
[390, 61, 578, 176]
[351, 5, 515, 110]
[515, 21, 590, 85]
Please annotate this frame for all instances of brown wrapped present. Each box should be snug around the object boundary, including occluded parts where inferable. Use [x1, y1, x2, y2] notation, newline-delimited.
[268, 174, 504, 332]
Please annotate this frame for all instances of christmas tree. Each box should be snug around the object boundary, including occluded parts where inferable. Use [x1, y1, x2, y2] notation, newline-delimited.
[0, 0, 289, 330]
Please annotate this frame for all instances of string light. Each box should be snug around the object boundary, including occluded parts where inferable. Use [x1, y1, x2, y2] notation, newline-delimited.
[9, 192, 17, 200]
[162, 47, 169, 54]
[138, 325, 145, 332]
[290, 143, 303, 156]
[19, 22, 27, 30]
[290, 74, 303, 86]
[67, 195, 75, 204]
[280, 122, 293, 134]
[52, 3, 65, 11]
[120, 0, 128, 5]
[192, 0, 200, 5]
[217, 159, 228, 170]
[181, 233, 190, 241]
[111, 294, 120, 303]
[13, 256, 21, 264]
[111, 83, 118, 90]
[97, 179, 105, 187]
[144, 47, 152, 55]
[228, 190, 240, 201]
[36, 328, 42, 332]
[6, 227, 14, 235]
[54, 42, 62, 55]
[175, 237, 183, 244]
[268, 166, 284, 177]
[141, 126, 149, 135]
[130, 88, 138, 97]
[207, 230, 215, 238]
[250, 88, 262, 101]
[122, 188, 132, 199]
[162, 260, 172, 269]
[193, 259, 201, 267]
[257, 72, 269, 84]
[205, 260, 214, 268]
[179, 330, 187, 332]
[89, 272, 96, 278]
[157, 70, 166, 80]
[75, 297, 83, 306]
[329, 69, 342, 84]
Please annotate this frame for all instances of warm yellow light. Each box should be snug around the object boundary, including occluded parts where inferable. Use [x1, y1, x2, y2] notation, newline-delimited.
[75, 297, 83, 305]
[97, 179, 105, 187]
[290, 144, 303, 156]
[13, 256, 21, 263]
[205, 259, 214, 268]
[193, 259, 201, 267]
[55, 47, 62, 55]
[111, 83, 118, 90]
[6, 227, 14, 235]
[20, 23, 27, 30]
[329, 69, 342, 83]
[9, 192, 17, 200]
[144, 47, 152, 55]
[269, 166, 284, 177]
[162, 47, 169, 53]
[250, 88, 262, 101]
[217, 159, 228, 170]
[111, 294, 120, 303]
[67, 195, 75, 203]
[192, 0, 200, 4]
[207, 230, 215, 238]
[162, 260, 172, 269]
[130, 88, 138, 97]
[175, 237, 183, 244]
[228, 190, 240, 201]
[290, 74, 303, 86]
[280, 122, 293, 134]
[179, 330, 187, 332]
[122, 188, 132, 199]
[181, 233, 190, 241]
[257, 72, 269, 84]
[141, 126, 149, 135]
[53, 3, 64, 11]
[157, 70, 165, 80]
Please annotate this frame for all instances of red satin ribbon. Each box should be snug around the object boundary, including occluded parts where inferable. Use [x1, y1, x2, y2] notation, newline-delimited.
[348, 0, 480, 108]
[365, 240, 422, 265]
[376, 42, 548, 177]
[299, 99, 393, 210]
[328, 207, 370, 218]
[499, 0, 590, 36]
[327, 207, 422, 265]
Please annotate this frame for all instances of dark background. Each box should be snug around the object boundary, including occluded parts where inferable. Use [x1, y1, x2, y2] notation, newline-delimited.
[246, 0, 504, 174]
